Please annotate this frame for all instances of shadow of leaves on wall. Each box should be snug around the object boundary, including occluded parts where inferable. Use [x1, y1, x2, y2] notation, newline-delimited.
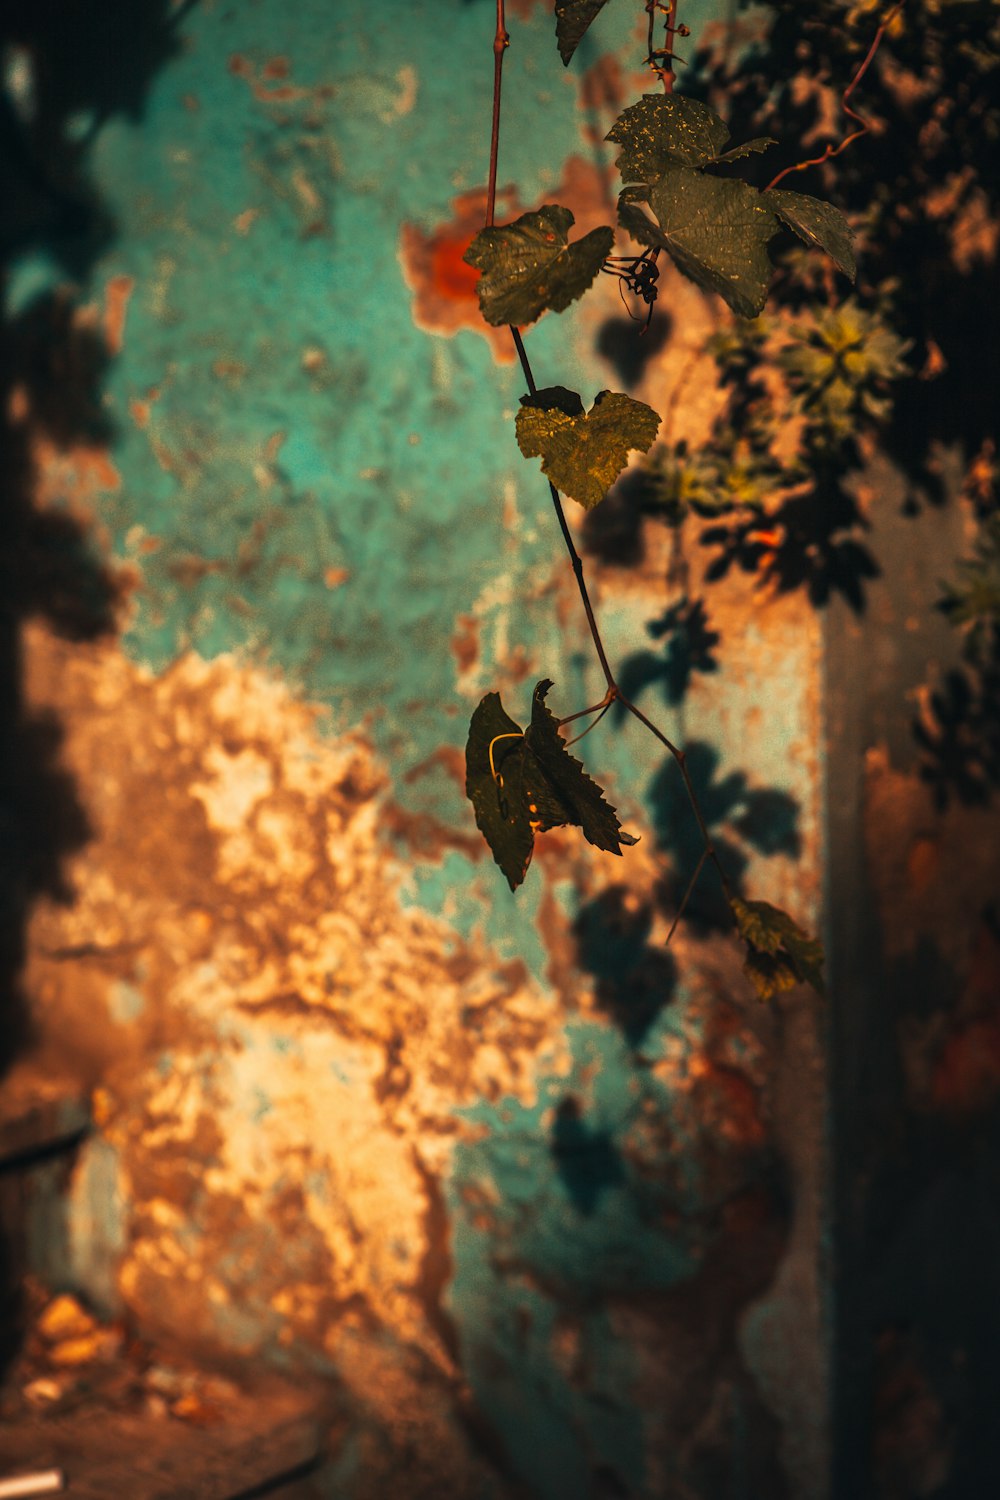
[648, 741, 801, 932]
[1, 1, 191, 1074]
[701, 476, 881, 613]
[572, 884, 677, 1048]
[550, 1097, 627, 1218]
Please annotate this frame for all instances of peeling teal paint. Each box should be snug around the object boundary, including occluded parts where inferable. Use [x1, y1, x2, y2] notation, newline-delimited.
[10, 0, 832, 1492]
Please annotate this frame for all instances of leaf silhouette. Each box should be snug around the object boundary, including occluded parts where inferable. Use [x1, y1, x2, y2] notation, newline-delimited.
[465, 680, 637, 890]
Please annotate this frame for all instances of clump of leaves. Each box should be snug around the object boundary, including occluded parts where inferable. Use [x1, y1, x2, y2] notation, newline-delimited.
[466, 680, 638, 891]
[460, 7, 834, 1003]
[917, 510, 1000, 807]
[938, 512, 1000, 659]
[609, 93, 855, 317]
[730, 896, 826, 1002]
[778, 299, 912, 441]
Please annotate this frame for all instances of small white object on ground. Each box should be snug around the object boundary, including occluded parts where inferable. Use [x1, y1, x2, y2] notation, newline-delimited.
[0, 1470, 65, 1498]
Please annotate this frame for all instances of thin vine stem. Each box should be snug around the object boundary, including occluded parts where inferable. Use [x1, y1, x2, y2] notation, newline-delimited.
[486, 0, 509, 228]
[481, 0, 733, 933]
[565, 701, 613, 748]
[558, 692, 615, 730]
[765, 1, 904, 191]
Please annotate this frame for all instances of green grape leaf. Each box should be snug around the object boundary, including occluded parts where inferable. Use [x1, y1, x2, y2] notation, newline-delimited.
[607, 94, 731, 184]
[730, 896, 826, 1001]
[712, 136, 778, 163]
[617, 197, 666, 250]
[464, 205, 614, 327]
[648, 164, 779, 318]
[554, 0, 612, 64]
[525, 681, 639, 854]
[764, 188, 857, 280]
[465, 682, 637, 890]
[515, 388, 661, 509]
[465, 692, 533, 890]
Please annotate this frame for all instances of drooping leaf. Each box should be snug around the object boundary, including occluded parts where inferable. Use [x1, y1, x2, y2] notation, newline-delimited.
[465, 692, 533, 890]
[607, 94, 731, 184]
[730, 896, 826, 1000]
[515, 388, 661, 509]
[764, 188, 857, 280]
[648, 165, 779, 318]
[554, 0, 612, 64]
[742, 948, 803, 1003]
[617, 197, 665, 250]
[525, 681, 638, 854]
[464, 205, 614, 327]
[712, 136, 778, 163]
[465, 681, 637, 890]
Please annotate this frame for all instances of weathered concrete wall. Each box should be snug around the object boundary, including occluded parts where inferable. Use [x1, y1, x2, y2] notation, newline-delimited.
[0, 2, 869, 1496]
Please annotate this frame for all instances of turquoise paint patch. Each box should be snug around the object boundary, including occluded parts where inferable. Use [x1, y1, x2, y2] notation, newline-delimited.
[447, 1021, 711, 1495]
[66, 0, 637, 841]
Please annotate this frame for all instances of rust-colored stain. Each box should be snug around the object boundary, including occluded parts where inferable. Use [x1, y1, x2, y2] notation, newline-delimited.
[450, 612, 480, 677]
[233, 208, 261, 236]
[227, 51, 327, 105]
[32, 435, 122, 505]
[398, 157, 615, 361]
[23, 622, 556, 1370]
[577, 54, 631, 143]
[103, 276, 135, 357]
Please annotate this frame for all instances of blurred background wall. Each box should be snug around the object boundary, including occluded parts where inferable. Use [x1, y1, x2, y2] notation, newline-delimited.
[1, 2, 998, 1496]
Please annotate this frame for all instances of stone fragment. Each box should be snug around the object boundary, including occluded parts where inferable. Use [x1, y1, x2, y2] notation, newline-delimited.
[36, 1297, 96, 1344]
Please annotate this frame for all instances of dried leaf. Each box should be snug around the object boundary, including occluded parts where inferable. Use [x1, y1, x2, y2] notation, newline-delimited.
[465, 691, 534, 891]
[526, 680, 638, 854]
[730, 895, 826, 1000]
[465, 681, 636, 889]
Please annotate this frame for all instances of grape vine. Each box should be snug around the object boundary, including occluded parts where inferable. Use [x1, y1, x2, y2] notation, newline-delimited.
[460, 0, 901, 1002]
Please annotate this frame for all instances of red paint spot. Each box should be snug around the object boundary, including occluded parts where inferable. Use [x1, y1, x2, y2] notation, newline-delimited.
[450, 612, 480, 676]
[104, 275, 134, 356]
[398, 157, 614, 365]
[257, 83, 306, 102]
[430, 235, 481, 303]
[263, 56, 290, 79]
[228, 53, 252, 77]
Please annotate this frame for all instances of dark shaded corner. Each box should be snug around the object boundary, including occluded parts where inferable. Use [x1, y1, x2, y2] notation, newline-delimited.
[0, 0, 194, 1385]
